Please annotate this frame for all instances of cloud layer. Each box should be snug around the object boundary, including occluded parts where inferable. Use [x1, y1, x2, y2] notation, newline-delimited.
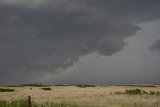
[0, 0, 160, 84]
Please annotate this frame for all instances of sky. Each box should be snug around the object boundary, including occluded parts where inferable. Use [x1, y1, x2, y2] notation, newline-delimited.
[0, 0, 160, 85]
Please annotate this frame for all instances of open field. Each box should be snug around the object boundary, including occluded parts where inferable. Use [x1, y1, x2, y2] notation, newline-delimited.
[0, 84, 160, 107]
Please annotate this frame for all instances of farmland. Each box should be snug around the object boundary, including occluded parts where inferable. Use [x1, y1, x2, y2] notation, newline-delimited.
[0, 84, 160, 107]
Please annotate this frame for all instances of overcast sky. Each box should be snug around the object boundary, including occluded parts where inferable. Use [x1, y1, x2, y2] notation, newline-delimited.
[0, 0, 160, 85]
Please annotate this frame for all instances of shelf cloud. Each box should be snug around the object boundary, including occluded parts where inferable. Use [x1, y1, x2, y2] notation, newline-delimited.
[0, 0, 160, 84]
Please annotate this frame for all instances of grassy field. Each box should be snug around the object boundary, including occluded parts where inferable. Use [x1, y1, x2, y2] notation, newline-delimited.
[0, 84, 160, 107]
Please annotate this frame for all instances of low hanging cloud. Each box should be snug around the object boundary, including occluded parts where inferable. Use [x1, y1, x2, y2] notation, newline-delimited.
[0, 0, 160, 84]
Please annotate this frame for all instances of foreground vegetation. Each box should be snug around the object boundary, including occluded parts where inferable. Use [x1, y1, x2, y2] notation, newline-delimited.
[0, 98, 159, 107]
[0, 84, 160, 107]
[0, 99, 29, 107]
[0, 100, 79, 107]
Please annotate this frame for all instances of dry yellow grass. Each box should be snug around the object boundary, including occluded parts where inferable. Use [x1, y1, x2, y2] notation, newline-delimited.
[0, 85, 160, 107]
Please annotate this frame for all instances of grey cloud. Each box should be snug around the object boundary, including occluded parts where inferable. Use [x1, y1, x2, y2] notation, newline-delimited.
[85, 0, 160, 23]
[150, 38, 160, 52]
[0, 0, 160, 84]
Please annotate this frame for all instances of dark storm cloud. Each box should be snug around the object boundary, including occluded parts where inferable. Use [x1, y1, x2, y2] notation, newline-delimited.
[0, 0, 160, 84]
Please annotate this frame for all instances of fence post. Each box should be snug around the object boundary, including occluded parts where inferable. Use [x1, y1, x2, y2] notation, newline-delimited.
[28, 96, 31, 107]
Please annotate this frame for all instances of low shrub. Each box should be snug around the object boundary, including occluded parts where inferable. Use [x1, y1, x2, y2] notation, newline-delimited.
[41, 87, 52, 90]
[76, 84, 95, 88]
[112, 91, 124, 95]
[0, 88, 15, 92]
[125, 89, 147, 95]
[117, 84, 157, 88]
[113, 88, 160, 96]
[54, 84, 70, 86]
[18, 83, 50, 87]
[150, 91, 160, 95]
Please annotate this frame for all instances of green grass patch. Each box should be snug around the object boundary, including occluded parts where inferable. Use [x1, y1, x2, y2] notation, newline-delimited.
[0, 99, 29, 107]
[0, 100, 79, 107]
[0, 100, 7, 107]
